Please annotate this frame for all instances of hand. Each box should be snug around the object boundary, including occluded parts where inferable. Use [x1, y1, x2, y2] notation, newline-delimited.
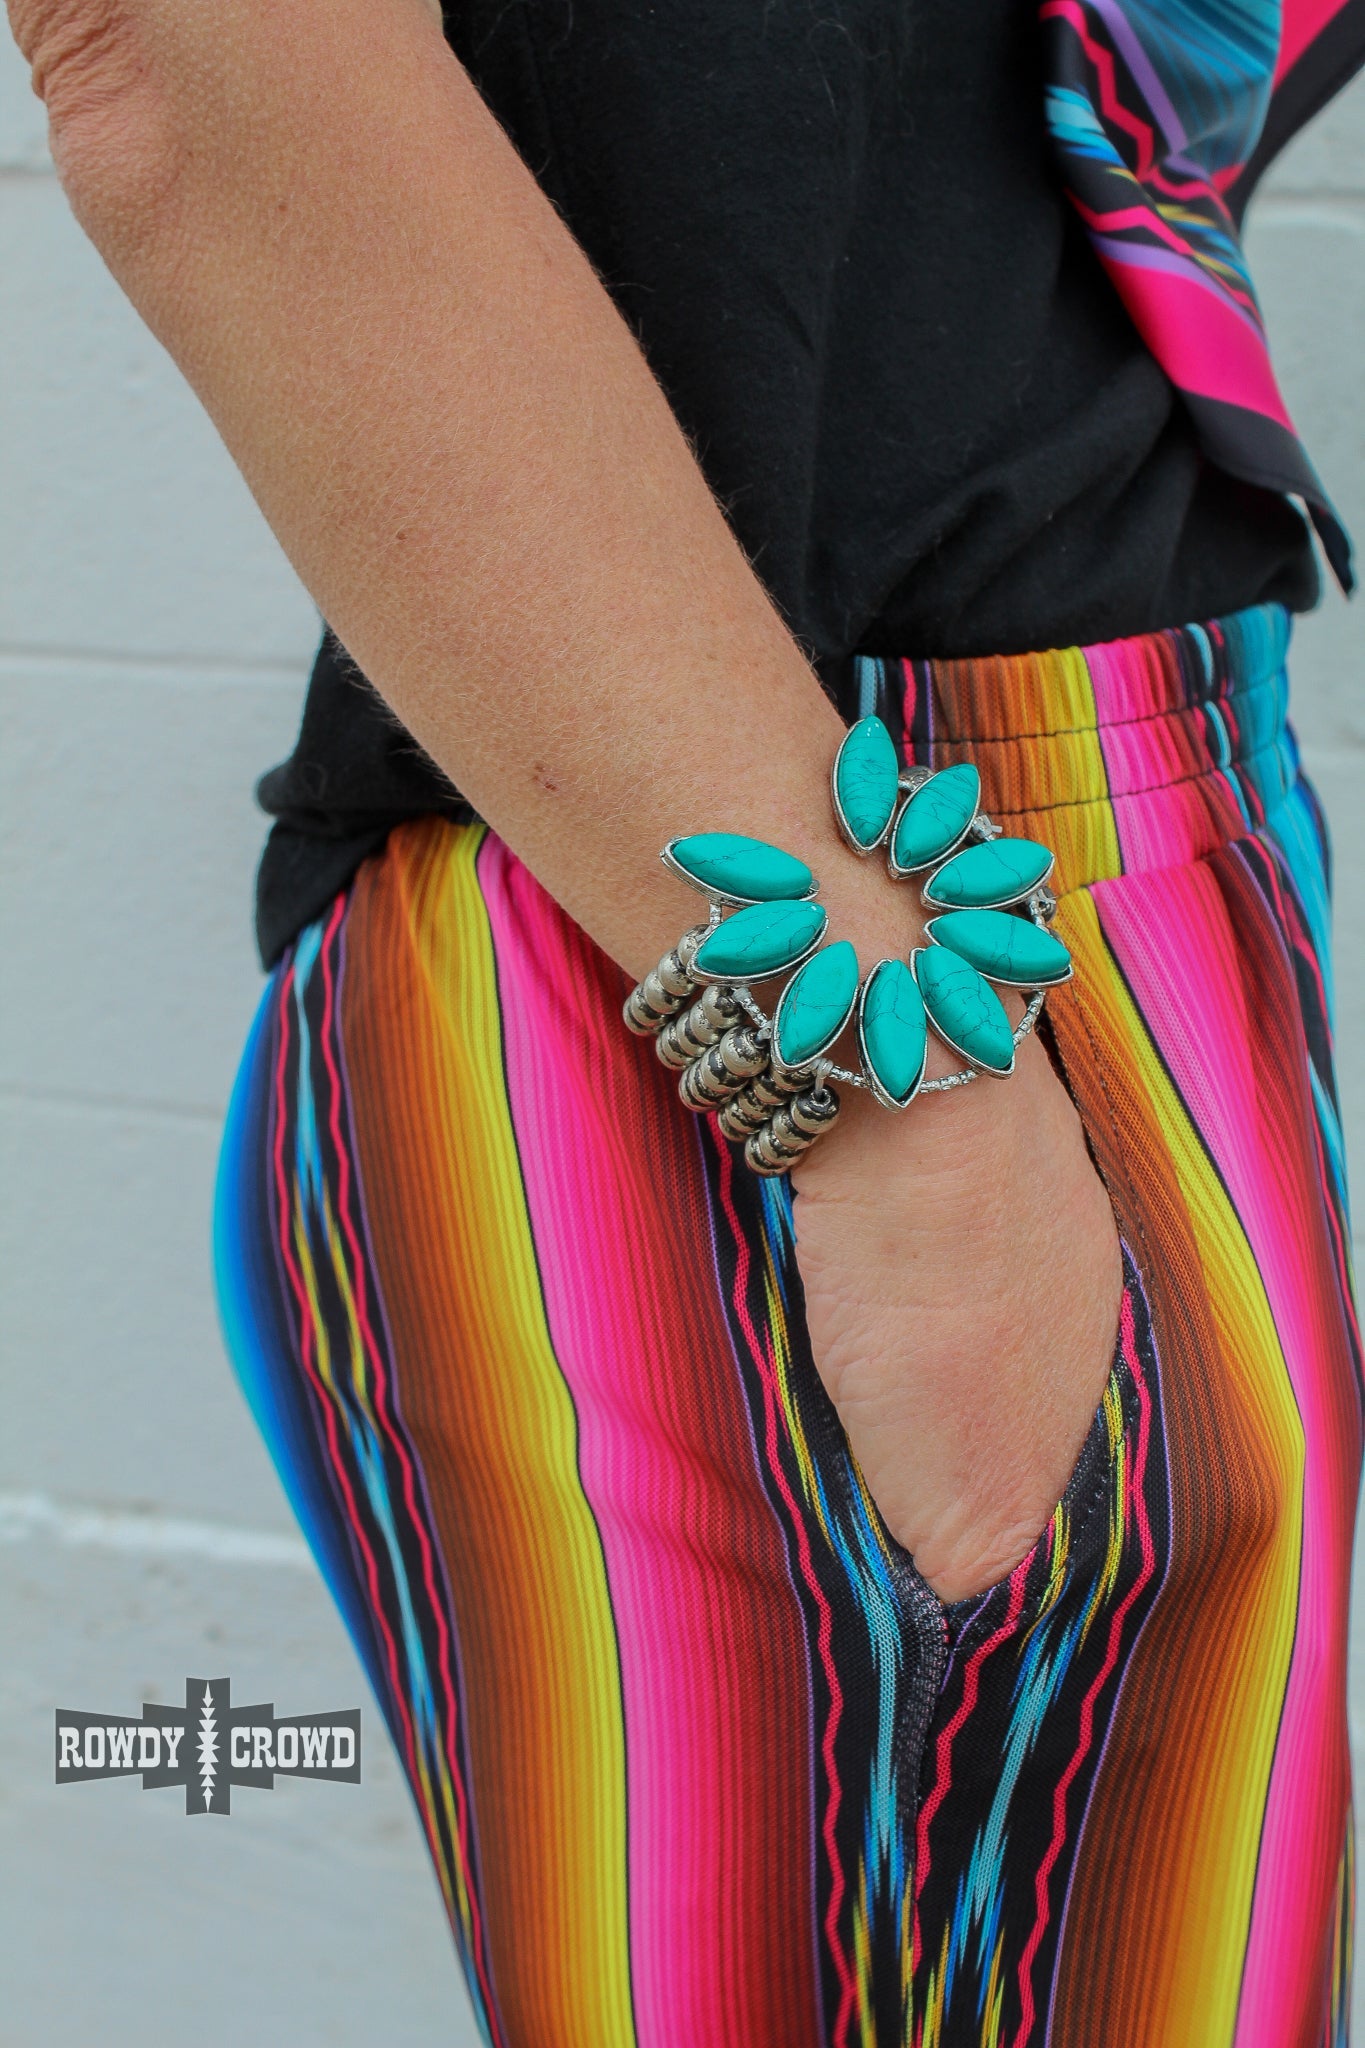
[789, 1025, 1123, 1604]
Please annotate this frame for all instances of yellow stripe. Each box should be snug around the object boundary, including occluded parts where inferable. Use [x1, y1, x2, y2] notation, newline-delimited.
[1046, 646, 1123, 894]
[1062, 896, 1304, 2045]
[379, 822, 636, 2046]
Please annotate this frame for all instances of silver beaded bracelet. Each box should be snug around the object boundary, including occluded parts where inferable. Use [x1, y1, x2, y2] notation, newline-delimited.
[623, 715, 1073, 1176]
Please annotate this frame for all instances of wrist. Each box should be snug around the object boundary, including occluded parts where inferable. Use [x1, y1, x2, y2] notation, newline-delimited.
[813, 849, 926, 977]
[790, 1026, 1058, 1191]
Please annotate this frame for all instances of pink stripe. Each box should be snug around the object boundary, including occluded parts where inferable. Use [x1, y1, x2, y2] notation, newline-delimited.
[480, 837, 823, 2047]
[1089, 233, 1262, 327]
[1097, 258, 1297, 425]
[1277, 0, 1350, 81]
[1085, 622, 1261, 874]
[1082, 627, 1176, 729]
[1097, 862, 1357, 2044]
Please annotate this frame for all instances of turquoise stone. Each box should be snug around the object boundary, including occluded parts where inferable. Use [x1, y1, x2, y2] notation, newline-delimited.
[913, 946, 1015, 1075]
[857, 958, 928, 1108]
[834, 717, 900, 850]
[891, 763, 981, 873]
[773, 941, 860, 1068]
[925, 911, 1073, 989]
[921, 836, 1054, 911]
[666, 833, 815, 905]
[693, 899, 828, 981]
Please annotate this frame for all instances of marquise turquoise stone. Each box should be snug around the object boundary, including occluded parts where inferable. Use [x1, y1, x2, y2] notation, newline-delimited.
[693, 899, 828, 980]
[913, 946, 1015, 1074]
[921, 836, 1054, 911]
[667, 833, 815, 904]
[773, 940, 860, 1068]
[834, 717, 900, 849]
[891, 763, 981, 873]
[925, 910, 1073, 988]
[857, 958, 928, 1107]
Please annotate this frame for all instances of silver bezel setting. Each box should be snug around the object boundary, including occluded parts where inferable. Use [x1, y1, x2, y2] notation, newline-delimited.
[690, 912, 830, 988]
[770, 951, 861, 1074]
[910, 947, 1016, 1078]
[885, 766, 984, 882]
[922, 915, 1075, 990]
[920, 844, 1056, 913]
[854, 959, 928, 1112]
[660, 838, 820, 908]
[830, 736, 897, 855]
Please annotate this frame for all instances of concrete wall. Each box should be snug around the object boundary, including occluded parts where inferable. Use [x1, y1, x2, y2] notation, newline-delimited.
[0, 26, 474, 2042]
[0, 22, 1361, 2043]
[1245, 93, 1365, 1214]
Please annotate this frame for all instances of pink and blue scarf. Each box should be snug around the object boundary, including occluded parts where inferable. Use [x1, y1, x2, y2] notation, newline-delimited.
[1043, 0, 1365, 589]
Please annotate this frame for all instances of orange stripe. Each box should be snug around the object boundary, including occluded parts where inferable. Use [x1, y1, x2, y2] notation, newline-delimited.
[1047, 893, 1302, 2046]
[341, 823, 637, 2048]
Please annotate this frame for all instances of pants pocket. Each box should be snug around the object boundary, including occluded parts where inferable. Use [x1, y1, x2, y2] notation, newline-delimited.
[919, 1241, 1144, 1649]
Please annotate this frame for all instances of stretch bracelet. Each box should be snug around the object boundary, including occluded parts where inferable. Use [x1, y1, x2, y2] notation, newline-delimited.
[623, 715, 1073, 1176]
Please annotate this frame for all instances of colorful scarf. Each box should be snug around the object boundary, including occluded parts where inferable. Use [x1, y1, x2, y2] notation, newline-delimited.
[1042, 0, 1365, 591]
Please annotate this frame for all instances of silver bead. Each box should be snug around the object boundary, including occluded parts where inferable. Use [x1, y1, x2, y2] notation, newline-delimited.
[673, 925, 712, 979]
[654, 954, 694, 999]
[654, 1015, 697, 1070]
[764, 1117, 809, 1158]
[717, 1090, 773, 1140]
[716, 1064, 802, 1135]
[744, 1126, 799, 1176]
[622, 926, 710, 1035]
[786, 1087, 842, 1140]
[698, 985, 743, 1033]
[715, 1025, 768, 1080]
[742, 1085, 842, 1175]
[623, 969, 687, 1036]
[623, 983, 673, 1035]
[655, 1012, 705, 1069]
[747, 1066, 806, 1111]
[665, 986, 742, 1066]
[678, 1052, 732, 1111]
[678, 1028, 769, 1111]
[764, 1110, 824, 1155]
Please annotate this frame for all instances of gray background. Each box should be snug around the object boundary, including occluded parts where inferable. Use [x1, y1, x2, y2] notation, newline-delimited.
[0, 22, 1362, 2044]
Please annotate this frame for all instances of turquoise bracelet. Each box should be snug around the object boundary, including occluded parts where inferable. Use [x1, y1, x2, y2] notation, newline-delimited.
[623, 715, 1073, 1175]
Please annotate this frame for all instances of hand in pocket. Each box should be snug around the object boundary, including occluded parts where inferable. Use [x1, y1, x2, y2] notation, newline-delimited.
[790, 1030, 1123, 1604]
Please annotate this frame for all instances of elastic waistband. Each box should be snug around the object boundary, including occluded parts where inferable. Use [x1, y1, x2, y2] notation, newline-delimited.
[839, 603, 1299, 895]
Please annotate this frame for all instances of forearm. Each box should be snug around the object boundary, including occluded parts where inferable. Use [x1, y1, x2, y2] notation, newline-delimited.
[15, 0, 907, 981]
[14, 0, 1127, 1606]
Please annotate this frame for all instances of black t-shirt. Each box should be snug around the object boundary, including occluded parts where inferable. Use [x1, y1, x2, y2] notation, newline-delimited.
[254, 0, 1318, 966]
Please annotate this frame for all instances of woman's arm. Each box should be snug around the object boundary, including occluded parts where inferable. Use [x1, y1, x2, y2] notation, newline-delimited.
[11, 0, 1122, 1599]
[14, 0, 899, 978]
